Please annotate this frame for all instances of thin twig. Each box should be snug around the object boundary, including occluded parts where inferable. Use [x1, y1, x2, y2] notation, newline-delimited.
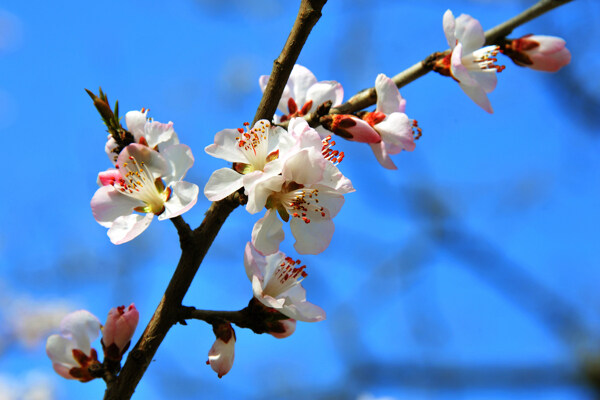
[321, 0, 574, 119]
[102, 1, 328, 398]
[253, 0, 328, 124]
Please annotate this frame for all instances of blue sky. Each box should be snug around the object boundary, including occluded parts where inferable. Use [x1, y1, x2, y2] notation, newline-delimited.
[1, 0, 599, 399]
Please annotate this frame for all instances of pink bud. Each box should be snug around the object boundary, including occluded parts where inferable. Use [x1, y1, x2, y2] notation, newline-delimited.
[269, 319, 296, 339]
[206, 323, 236, 378]
[505, 35, 571, 72]
[102, 303, 139, 360]
[320, 114, 381, 143]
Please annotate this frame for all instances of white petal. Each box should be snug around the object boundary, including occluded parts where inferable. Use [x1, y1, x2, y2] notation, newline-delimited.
[91, 186, 144, 228]
[287, 118, 323, 151]
[306, 80, 344, 110]
[290, 217, 334, 255]
[458, 82, 493, 113]
[443, 10, 457, 49]
[288, 64, 318, 106]
[59, 310, 101, 353]
[375, 74, 402, 114]
[117, 144, 168, 179]
[451, 44, 479, 87]
[375, 112, 414, 150]
[251, 209, 284, 255]
[282, 148, 325, 186]
[107, 213, 154, 244]
[245, 173, 284, 214]
[310, 184, 346, 218]
[369, 142, 398, 170]
[204, 168, 244, 201]
[159, 181, 199, 220]
[455, 13, 485, 53]
[46, 334, 77, 367]
[205, 128, 247, 163]
[144, 120, 179, 150]
[320, 162, 355, 194]
[125, 110, 147, 140]
[160, 144, 194, 183]
[244, 242, 267, 282]
[284, 301, 326, 322]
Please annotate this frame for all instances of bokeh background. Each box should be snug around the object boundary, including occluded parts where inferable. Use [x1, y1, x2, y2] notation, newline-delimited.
[1, 0, 599, 399]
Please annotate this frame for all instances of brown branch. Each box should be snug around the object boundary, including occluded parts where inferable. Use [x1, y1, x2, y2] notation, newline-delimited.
[102, 1, 328, 398]
[253, 0, 328, 124]
[319, 0, 574, 120]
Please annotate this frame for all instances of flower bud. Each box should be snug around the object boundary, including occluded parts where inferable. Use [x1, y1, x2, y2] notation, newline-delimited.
[320, 114, 381, 143]
[101, 303, 139, 361]
[502, 35, 571, 72]
[268, 319, 297, 339]
[206, 323, 236, 378]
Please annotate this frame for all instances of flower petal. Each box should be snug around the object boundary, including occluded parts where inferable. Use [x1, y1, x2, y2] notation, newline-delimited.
[369, 142, 398, 170]
[443, 10, 457, 49]
[117, 144, 168, 180]
[375, 74, 403, 114]
[252, 209, 284, 255]
[288, 64, 318, 106]
[375, 112, 415, 151]
[205, 128, 248, 164]
[458, 81, 493, 113]
[282, 148, 326, 186]
[290, 216, 334, 255]
[320, 162, 355, 194]
[107, 213, 154, 245]
[204, 168, 244, 202]
[306, 80, 344, 111]
[125, 110, 148, 140]
[91, 185, 144, 228]
[159, 181, 199, 220]
[455, 13, 485, 53]
[245, 173, 284, 215]
[160, 144, 194, 184]
[243, 242, 268, 282]
[144, 120, 179, 150]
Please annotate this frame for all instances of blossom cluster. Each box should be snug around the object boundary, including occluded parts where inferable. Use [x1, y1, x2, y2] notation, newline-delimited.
[54, 6, 572, 385]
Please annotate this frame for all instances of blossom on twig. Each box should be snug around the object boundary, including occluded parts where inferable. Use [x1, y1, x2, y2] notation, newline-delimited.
[101, 304, 139, 361]
[501, 34, 571, 72]
[259, 64, 343, 123]
[244, 242, 326, 322]
[91, 143, 199, 244]
[45, 310, 101, 382]
[206, 323, 236, 379]
[435, 10, 505, 113]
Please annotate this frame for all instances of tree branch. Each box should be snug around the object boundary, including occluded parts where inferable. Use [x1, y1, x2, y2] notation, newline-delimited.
[322, 0, 573, 119]
[253, 0, 328, 124]
[102, 1, 329, 398]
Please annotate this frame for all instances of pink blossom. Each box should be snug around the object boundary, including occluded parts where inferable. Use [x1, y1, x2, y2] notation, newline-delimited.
[503, 34, 571, 72]
[269, 319, 297, 339]
[102, 304, 139, 360]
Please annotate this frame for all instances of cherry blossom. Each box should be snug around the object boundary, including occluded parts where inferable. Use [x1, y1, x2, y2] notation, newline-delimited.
[105, 109, 179, 163]
[101, 304, 139, 361]
[45, 310, 101, 382]
[249, 120, 353, 255]
[244, 242, 326, 322]
[206, 323, 236, 379]
[204, 120, 295, 202]
[260, 64, 343, 123]
[359, 74, 419, 170]
[501, 34, 571, 72]
[437, 9, 505, 113]
[91, 143, 199, 244]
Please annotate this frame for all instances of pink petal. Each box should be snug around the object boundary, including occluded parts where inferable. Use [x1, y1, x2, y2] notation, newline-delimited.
[443, 10, 457, 49]
[454, 13, 485, 53]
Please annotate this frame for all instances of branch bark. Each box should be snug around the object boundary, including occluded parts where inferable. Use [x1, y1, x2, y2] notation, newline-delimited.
[102, 1, 328, 398]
